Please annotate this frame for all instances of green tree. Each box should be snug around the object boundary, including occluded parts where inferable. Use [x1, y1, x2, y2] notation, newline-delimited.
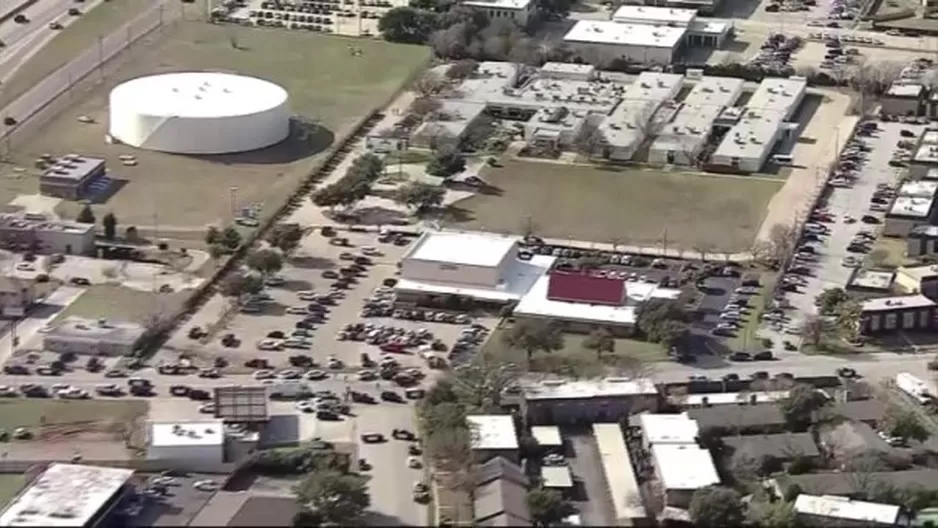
[835, 299, 863, 341]
[246, 248, 284, 278]
[886, 407, 931, 444]
[266, 223, 304, 254]
[689, 486, 745, 528]
[636, 299, 688, 345]
[526, 488, 574, 527]
[102, 212, 117, 240]
[294, 470, 370, 525]
[583, 327, 614, 358]
[312, 181, 369, 211]
[451, 358, 520, 411]
[752, 500, 801, 528]
[76, 204, 95, 224]
[815, 287, 849, 315]
[205, 226, 220, 245]
[427, 143, 466, 177]
[379, 6, 438, 43]
[501, 319, 565, 360]
[393, 181, 445, 213]
[220, 272, 264, 302]
[219, 226, 242, 250]
[780, 383, 830, 431]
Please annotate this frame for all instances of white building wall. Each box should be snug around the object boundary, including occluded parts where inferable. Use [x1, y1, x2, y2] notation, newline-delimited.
[564, 41, 676, 65]
[147, 443, 224, 464]
[399, 259, 505, 288]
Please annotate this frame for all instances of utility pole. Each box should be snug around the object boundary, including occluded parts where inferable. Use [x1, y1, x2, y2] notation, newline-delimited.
[97, 36, 104, 82]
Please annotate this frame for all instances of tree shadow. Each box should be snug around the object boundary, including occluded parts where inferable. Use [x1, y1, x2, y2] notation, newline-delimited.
[180, 117, 334, 165]
[351, 206, 410, 226]
[441, 206, 475, 224]
[290, 256, 336, 270]
[363, 511, 407, 526]
[280, 279, 314, 292]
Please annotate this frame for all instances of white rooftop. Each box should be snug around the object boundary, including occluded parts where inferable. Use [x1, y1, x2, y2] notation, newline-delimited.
[651, 76, 744, 156]
[467, 414, 519, 451]
[898, 264, 938, 283]
[898, 180, 938, 198]
[916, 130, 938, 164]
[862, 294, 937, 312]
[651, 443, 720, 490]
[404, 230, 519, 268]
[541, 465, 574, 488]
[888, 195, 935, 218]
[149, 421, 225, 447]
[541, 62, 596, 77]
[564, 20, 686, 49]
[681, 390, 791, 406]
[0, 463, 134, 527]
[713, 77, 806, 164]
[530, 425, 563, 447]
[462, 0, 532, 9]
[887, 82, 924, 98]
[110, 72, 288, 119]
[395, 254, 553, 302]
[849, 269, 895, 291]
[639, 413, 700, 444]
[794, 494, 902, 525]
[612, 5, 697, 26]
[522, 377, 658, 401]
[598, 72, 684, 154]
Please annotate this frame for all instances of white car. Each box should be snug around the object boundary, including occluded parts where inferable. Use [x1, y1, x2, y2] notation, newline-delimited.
[327, 357, 343, 369]
[253, 370, 276, 380]
[286, 307, 308, 315]
[193, 479, 219, 492]
[265, 275, 286, 286]
[407, 456, 422, 469]
[295, 400, 314, 412]
[257, 339, 283, 351]
[358, 370, 377, 381]
[297, 291, 317, 300]
[198, 403, 216, 414]
[14, 263, 34, 272]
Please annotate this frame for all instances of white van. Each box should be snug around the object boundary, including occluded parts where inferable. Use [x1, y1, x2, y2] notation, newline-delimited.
[773, 154, 794, 165]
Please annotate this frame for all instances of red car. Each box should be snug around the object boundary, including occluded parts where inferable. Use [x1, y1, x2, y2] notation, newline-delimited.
[380, 344, 406, 354]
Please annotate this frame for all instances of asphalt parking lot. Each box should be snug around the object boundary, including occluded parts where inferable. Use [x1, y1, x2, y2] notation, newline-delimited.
[760, 121, 924, 355]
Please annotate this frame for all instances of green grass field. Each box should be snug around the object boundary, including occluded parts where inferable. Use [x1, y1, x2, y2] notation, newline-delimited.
[0, 0, 156, 109]
[54, 285, 187, 323]
[10, 21, 429, 228]
[0, 399, 147, 428]
[445, 161, 783, 252]
[483, 323, 668, 377]
[0, 475, 25, 508]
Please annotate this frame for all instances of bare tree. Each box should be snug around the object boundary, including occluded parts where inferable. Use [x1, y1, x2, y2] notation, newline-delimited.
[800, 315, 827, 347]
[413, 71, 446, 97]
[693, 243, 716, 263]
[574, 119, 605, 161]
[410, 97, 443, 119]
[766, 222, 799, 265]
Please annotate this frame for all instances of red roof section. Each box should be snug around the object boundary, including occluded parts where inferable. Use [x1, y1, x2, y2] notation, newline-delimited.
[546, 269, 626, 306]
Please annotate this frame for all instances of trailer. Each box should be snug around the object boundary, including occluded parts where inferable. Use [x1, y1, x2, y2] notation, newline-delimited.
[268, 381, 312, 399]
[895, 372, 933, 405]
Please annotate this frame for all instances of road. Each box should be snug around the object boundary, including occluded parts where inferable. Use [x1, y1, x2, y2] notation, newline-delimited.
[0, 0, 176, 133]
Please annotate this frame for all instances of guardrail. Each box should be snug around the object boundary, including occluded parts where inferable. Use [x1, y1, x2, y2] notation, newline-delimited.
[1, 3, 171, 142]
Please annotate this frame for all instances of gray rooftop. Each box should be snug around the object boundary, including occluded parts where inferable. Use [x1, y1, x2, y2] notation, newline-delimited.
[712, 77, 807, 162]
[0, 213, 94, 235]
[722, 432, 820, 459]
[40, 154, 105, 183]
[598, 72, 684, 152]
[213, 386, 269, 422]
[44, 316, 145, 346]
[474, 457, 530, 526]
[783, 469, 938, 496]
[651, 76, 744, 155]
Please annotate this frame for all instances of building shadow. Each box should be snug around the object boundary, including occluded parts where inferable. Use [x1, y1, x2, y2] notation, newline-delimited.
[280, 278, 314, 292]
[714, 0, 759, 19]
[85, 176, 129, 205]
[289, 256, 335, 270]
[181, 118, 334, 166]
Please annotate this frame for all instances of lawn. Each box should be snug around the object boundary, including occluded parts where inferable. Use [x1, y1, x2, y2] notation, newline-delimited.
[8, 21, 429, 228]
[727, 270, 777, 352]
[0, 0, 156, 109]
[444, 161, 783, 252]
[0, 399, 147, 428]
[0, 475, 25, 508]
[54, 285, 187, 323]
[868, 236, 917, 269]
[483, 322, 668, 377]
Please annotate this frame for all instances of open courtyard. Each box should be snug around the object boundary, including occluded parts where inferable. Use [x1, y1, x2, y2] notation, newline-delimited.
[444, 161, 783, 252]
[3, 21, 428, 228]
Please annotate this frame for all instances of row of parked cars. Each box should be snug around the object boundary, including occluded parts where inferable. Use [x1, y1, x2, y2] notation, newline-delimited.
[710, 286, 761, 337]
[749, 33, 801, 70]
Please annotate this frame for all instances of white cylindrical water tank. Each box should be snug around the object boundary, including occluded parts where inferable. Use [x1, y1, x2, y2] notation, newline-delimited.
[108, 72, 290, 155]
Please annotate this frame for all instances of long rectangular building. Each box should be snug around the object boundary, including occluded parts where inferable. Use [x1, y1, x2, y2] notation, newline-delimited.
[593, 423, 648, 526]
[0, 463, 134, 527]
[649, 75, 744, 165]
[711, 77, 807, 173]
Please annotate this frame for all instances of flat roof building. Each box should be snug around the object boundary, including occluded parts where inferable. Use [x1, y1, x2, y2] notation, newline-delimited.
[593, 423, 648, 525]
[896, 264, 938, 298]
[886, 180, 938, 237]
[517, 377, 661, 425]
[0, 463, 134, 527]
[794, 494, 907, 527]
[461, 0, 534, 25]
[861, 294, 938, 334]
[564, 21, 687, 68]
[148, 420, 225, 465]
[0, 213, 96, 255]
[649, 75, 744, 166]
[848, 269, 895, 292]
[612, 5, 698, 25]
[39, 154, 107, 201]
[639, 413, 700, 446]
[651, 443, 720, 507]
[711, 77, 807, 173]
[468, 415, 520, 462]
[396, 230, 553, 305]
[595, 71, 685, 161]
[530, 425, 563, 448]
[43, 316, 146, 357]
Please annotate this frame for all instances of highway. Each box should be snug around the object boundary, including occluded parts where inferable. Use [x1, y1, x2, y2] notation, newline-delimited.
[0, 0, 176, 133]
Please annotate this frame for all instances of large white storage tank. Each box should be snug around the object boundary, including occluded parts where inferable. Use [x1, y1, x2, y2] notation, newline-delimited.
[108, 72, 290, 154]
